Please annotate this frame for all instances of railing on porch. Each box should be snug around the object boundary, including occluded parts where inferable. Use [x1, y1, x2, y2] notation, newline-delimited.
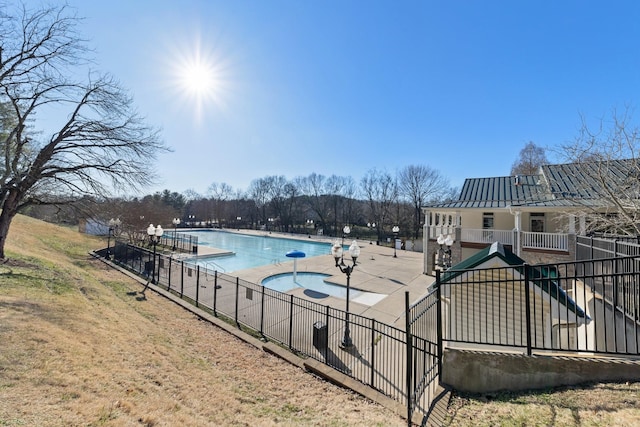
[461, 228, 515, 245]
[428, 226, 569, 252]
[522, 231, 568, 251]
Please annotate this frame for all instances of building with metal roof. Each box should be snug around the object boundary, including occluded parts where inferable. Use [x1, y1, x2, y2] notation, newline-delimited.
[421, 158, 640, 274]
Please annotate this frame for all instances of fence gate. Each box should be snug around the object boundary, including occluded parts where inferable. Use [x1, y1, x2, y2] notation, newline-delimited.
[406, 280, 442, 425]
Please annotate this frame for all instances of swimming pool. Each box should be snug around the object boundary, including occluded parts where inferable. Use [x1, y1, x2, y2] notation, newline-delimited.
[261, 272, 387, 306]
[186, 230, 333, 273]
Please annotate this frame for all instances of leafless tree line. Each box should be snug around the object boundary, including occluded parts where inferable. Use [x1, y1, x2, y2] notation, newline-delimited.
[78, 165, 455, 242]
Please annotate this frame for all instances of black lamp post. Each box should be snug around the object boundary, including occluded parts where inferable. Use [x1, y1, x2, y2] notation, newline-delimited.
[172, 218, 181, 250]
[392, 225, 399, 258]
[106, 218, 121, 260]
[331, 234, 360, 349]
[146, 224, 164, 284]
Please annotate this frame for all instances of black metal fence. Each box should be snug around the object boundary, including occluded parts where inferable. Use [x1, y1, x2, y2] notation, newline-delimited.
[108, 240, 441, 425]
[437, 256, 640, 356]
[577, 235, 640, 260]
[161, 231, 198, 254]
[102, 235, 640, 424]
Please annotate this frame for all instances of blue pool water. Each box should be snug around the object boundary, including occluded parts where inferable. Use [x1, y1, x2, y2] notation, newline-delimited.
[186, 230, 333, 273]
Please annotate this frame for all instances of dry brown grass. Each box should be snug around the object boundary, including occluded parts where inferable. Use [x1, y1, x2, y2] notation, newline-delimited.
[444, 381, 640, 426]
[0, 215, 404, 427]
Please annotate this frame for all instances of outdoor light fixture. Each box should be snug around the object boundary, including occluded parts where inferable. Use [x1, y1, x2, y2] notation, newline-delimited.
[342, 225, 350, 247]
[106, 218, 121, 260]
[436, 234, 454, 270]
[172, 218, 181, 250]
[331, 238, 360, 349]
[146, 224, 164, 284]
[392, 225, 400, 258]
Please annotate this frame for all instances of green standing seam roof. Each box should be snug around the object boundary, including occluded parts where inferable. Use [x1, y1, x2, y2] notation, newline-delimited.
[425, 158, 640, 210]
[440, 242, 588, 320]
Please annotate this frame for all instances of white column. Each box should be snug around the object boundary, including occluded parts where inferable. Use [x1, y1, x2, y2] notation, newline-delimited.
[423, 209, 430, 274]
[515, 210, 522, 256]
[568, 214, 576, 234]
[579, 213, 586, 235]
[514, 210, 522, 231]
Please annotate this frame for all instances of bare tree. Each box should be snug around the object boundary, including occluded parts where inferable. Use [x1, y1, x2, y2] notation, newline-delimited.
[207, 182, 233, 226]
[398, 164, 451, 239]
[0, 4, 167, 258]
[360, 168, 397, 241]
[554, 109, 640, 235]
[510, 141, 548, 176]
[248, 177, 271, 229]
[298, 173, 331, 235]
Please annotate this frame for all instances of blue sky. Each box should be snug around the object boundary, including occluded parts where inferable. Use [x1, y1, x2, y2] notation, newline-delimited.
[24, 1, 640, 195]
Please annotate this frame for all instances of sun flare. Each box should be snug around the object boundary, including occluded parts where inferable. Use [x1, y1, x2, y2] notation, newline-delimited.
[180, 60, 216, 96]
[165, 37, 228, 121]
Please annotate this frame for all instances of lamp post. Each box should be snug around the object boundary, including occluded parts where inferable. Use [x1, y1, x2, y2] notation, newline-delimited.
[436, 234, 454, 269]
[392, 225, 399, 258]
[172, 218, 181, 250]
[331, 237, 360, 349]
[106, 218, 121, 260]
[146, 224, 164, 284]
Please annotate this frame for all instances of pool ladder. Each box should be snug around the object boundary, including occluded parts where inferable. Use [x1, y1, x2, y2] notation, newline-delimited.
[204, 260, 226, 273]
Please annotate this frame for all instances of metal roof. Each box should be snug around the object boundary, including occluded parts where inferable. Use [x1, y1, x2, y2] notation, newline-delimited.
[426, 159, 639, 210]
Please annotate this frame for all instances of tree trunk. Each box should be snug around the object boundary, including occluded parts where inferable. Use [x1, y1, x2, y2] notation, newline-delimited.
[0, 189, 22, 259]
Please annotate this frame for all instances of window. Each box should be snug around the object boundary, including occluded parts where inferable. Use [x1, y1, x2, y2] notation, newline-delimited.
[482, 213, 494, 241]
[531, 212, 545, 233]
[482, 213, 494, 229]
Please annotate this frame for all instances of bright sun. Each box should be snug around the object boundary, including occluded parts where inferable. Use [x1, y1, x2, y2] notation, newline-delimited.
[180, 60, 216, 96]
[166, 39, 227, 121]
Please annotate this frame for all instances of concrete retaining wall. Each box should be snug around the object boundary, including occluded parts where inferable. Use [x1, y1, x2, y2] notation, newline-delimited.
[442, 348, 640, 394]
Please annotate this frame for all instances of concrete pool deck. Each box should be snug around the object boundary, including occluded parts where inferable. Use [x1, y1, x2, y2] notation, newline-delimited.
[194, 229, 435, 329]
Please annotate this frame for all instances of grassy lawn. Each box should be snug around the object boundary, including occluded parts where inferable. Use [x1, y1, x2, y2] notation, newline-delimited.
[443, 381, 640, 426]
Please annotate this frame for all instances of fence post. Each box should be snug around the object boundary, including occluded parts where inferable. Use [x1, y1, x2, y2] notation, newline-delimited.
[436, 269, 443, 381]
[288, 294, 294, 349]
[196, 265, 200, 307]
[213, 271, 218, 316]
[370, 318, 376, 388]
[524, 264, 532, 356]
[324, 305, 330, 360]
[235, 277, 240, 326]
[167, 257, 172, 292]
[405, 291, 413, 424]
[180, 260, 184, 298]
[260, 284, 265, 337]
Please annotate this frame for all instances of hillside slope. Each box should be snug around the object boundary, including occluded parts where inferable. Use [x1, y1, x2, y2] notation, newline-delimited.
[0, 215, 404, 426]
